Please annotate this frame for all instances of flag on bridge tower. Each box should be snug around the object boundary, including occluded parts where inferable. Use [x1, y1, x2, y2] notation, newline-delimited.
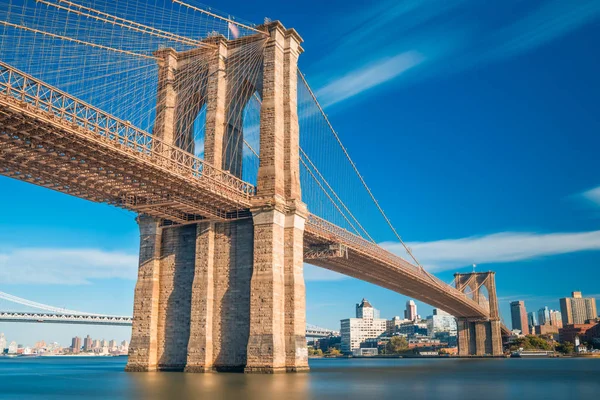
[228, 21, 240, 39]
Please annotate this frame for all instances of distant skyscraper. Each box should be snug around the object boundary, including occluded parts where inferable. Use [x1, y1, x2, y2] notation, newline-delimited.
[549, 310, 563, 328]
[560, 292, 597, 324]
[71, 336, 81, 354]
[341, 298, 387, 353]
[538, 306, 550, 325]
[83, 335, 93, 352]
[510, 301, 529, 334]
[356, 298, 380, 319]
[7, 341, 17, 354]
[405, 300, 417, 321]
[0, 333, 6, 353]
[527, 312, 537, 328]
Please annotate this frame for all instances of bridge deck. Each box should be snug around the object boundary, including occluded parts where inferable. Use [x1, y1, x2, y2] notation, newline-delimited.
[304, 215, 492, 319]
[0, 61, 254, 223]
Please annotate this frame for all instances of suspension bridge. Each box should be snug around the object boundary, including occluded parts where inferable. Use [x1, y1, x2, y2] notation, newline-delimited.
[0, 0, 507, 372]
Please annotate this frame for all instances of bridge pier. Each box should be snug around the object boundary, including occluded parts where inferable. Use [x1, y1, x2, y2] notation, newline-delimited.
[127, 21, 308, 373]
[454, 272, 503, 356]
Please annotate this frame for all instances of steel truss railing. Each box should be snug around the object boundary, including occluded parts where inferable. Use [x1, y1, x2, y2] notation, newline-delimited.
[0, 61, 255, 199]
[305, 214, 491, 318]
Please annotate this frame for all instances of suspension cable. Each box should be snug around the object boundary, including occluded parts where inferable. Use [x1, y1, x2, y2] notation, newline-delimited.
[300, 148, 374, 242]
[38, 0, 209, 48]
[172, 0, 267, 35]
[0, 21, 157, 60]
[300, 158, 362, 236]
[298, 70, 423, 268]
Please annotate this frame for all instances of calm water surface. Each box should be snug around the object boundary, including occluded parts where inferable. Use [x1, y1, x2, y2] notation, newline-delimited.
[0, 356, 599, 399]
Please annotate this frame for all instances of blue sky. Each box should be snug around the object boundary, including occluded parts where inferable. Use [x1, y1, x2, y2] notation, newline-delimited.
[1, 0, 600, 345]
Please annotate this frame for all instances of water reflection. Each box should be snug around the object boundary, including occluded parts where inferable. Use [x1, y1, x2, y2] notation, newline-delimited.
[130, 368, 310, 400]
[1, 357, 600, 400]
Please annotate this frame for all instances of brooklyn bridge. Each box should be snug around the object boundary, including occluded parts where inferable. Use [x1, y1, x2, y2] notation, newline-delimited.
[0, 0, 508, 372]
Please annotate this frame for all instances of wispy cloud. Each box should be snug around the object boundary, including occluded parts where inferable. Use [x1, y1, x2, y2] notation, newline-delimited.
[310, 0, 600, 108]
[485, 0, 600, 60]
[0, 248, 138, 285]
[381, 230, 600, 272]
[581, 186, 600, 207]
[315, 52, 425, 107]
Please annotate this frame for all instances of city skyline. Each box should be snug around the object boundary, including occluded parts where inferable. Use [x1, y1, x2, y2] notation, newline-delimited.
[0, 330, 131, 350]
[1, 0, 600, 346]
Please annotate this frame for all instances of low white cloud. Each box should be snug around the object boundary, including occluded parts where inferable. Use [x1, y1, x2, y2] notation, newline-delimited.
[581, 186, 600, 206]
[0, 248, 350, 284]
[381, 230, 600, 272]
[0, 248, 138, 285]
[315, 51, 425, 107]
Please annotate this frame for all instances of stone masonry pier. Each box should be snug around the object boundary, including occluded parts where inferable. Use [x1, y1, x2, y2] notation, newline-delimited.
[126, 22, 308, 373]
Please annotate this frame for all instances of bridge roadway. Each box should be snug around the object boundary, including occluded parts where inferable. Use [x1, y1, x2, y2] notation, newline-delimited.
[0, 311, 338, 338]
[0, 61, 496, 323]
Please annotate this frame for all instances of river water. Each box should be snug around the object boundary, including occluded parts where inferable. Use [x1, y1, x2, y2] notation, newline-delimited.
[0, 356, 599, 399]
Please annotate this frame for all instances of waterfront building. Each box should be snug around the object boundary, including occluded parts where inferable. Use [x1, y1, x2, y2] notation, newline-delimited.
[314, 336, 342, 353]
[534, 323, 559, 335]
[559, 321, 599, 343]
[386, 316, 409, 334]
[71, 336, 82, 354]
[120, 340, 129, 353]
[408, 337, 442, 350]
[404, 300, 417, 321]
[538, 306, 550, 326]
[510, 301, 529, 335]
[341, 298, 387, 353]
[426, 309, 457, 336]
[0, 333, 6, 353]
[527, 312, 537, 330]
[352, 347, 378, 356]
[109, 340, 116, 350]
[583, 322, 600, 343]
[93, 339, 101, 349]
[560, 292, 597, 324]
[398, 321, 428, 337]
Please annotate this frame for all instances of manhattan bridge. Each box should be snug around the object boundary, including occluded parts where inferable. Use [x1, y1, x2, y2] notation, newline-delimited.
[0, 0, 509, 372]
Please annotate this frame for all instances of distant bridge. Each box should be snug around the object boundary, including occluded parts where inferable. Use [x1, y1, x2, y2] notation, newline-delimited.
[0, 311, 132, 326]
[0, 311, 338, 338]
[0, 291, 338, 337]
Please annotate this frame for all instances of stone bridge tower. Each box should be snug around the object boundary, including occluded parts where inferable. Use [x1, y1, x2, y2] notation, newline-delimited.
[126, 21, 308, 373]
[454, 272, 503, 356]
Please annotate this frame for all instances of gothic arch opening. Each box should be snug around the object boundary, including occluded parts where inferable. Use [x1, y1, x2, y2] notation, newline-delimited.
[478, 285, 491, 314]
